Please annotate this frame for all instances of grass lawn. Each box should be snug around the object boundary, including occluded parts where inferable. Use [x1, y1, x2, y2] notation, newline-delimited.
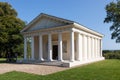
[0, 58, 6, 63]
[0, 59, 120, 80]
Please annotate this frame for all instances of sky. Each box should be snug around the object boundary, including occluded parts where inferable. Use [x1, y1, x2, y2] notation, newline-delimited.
[0, 0, 119, 50]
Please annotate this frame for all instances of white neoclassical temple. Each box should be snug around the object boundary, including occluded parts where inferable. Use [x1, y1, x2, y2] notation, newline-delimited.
[21, 13, 104, 67]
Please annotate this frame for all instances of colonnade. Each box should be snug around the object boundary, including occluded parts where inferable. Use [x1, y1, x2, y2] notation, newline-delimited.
[23, 30, 102, 62]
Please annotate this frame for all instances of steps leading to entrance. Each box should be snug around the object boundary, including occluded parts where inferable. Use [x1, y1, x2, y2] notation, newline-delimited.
[18, 57, 105, 67]
[17, 60, 64, 67]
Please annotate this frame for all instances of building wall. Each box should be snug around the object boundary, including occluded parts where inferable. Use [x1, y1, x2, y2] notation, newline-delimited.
[34, 36, 39, 60]
[41, 32, 71, 60]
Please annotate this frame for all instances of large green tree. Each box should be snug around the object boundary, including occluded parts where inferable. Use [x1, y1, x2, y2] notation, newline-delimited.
[104, 0, 120, 43]
[0, 2, 25, 58]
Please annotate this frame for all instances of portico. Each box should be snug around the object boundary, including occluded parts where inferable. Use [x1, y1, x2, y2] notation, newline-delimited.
[21, 13, 104, 67]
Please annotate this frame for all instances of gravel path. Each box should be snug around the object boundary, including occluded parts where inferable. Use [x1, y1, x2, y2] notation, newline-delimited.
[0, 63, 68, 75]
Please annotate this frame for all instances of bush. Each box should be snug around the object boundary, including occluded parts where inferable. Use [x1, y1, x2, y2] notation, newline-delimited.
[103, 51, 120, 59]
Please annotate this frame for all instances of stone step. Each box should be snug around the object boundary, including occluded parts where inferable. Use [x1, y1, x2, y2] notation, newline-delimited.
[17, 60, 64, 67]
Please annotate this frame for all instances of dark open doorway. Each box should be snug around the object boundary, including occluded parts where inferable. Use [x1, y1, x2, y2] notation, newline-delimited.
[52, 45, 58, 60]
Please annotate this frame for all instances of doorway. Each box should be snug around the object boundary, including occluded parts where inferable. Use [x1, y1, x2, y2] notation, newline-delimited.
[52, 45, 58, 60]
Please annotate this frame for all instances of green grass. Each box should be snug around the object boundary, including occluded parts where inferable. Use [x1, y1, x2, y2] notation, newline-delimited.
[0, 59, 120, 80]
[0, 58, 6, 63]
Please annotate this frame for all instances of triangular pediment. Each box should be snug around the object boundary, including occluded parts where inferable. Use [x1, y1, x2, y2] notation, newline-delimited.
[21, 13, 74, 32]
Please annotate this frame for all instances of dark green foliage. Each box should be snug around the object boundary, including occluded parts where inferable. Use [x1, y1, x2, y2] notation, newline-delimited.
[0, 2, 25, 58]
[0, 2, 17, 17]
[104, 0, 120, 43]
[103, 50, 120, 59]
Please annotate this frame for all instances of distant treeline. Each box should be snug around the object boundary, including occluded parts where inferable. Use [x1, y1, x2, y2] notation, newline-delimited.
[103, 50, 120, 59]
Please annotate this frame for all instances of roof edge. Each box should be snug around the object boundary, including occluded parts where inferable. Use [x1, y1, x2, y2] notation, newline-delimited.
[21, 13, 74, 33]
[73, 23, 104, 37]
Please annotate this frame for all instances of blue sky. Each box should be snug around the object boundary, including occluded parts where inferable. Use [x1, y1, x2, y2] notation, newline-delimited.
[0, 0, 119, 50]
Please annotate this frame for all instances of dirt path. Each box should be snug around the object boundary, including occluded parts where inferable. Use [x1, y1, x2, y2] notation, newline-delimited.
[0, 63, 68, 75]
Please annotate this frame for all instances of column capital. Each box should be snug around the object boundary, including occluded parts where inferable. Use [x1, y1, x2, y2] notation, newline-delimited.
[23, 35, 27, 38]
[70, 28, 75, 32]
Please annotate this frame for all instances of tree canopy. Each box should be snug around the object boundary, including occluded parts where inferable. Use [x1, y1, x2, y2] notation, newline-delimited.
[104, 0, 120, 43]
[0, 2, 25, 58]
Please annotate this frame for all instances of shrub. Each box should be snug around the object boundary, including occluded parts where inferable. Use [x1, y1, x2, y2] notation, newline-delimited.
[103, 52, 120, 59]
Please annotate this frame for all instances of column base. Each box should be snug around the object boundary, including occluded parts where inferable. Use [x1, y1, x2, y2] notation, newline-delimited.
[70, 59, 75, 62]
[31, 58, 35, 61]
[23, 58, 27, 61]
[58, 59, 63, 62]
[39, 58, 44, 61]
[48, 59, 53, 62]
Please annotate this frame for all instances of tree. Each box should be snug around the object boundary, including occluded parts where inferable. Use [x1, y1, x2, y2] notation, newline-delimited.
[0, 2, 25, 58]
[104, 0, 120, 43]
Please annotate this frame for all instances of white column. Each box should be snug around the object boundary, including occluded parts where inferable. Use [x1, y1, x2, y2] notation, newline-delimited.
[83, 35, 87, 60]
[100, 39, 102, 57]
[98, 39, 101, 57]
[82, 35, 85, 60]
[94, 38, 97, 58]
[48, 34, 52, 61]
[97, 39, 99, 57]
[39, 34, 44, 61]
[96, 39, 98, 58]
[90, 37, 93, 58]
[76, 33, 80, 61]
[24, 36, 27, 60]
[70, 31, 75, 61]
[31, 36, 35, 60]
[79, 34, 83, 61]
[90, 37, 92, 59]
[58, 32, 63, 61]
[88, 37, 91, 59]
[92, 38, 95, 58]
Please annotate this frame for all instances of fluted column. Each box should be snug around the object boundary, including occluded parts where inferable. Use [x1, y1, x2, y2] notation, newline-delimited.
[90, 37, 93, 58]
[39, 34, 44, 61]
[48, 34, 52, 61]
[83, 35, 87, 60]
[58, 32, 63, 61]
[31, 36, 35, 60]
[76, 33, 80, 61]
[79, 34, 83, 61]
[70, 31, 75, 61]
[92, 38, 95, 58]
[100, 39, 102, 57]
[88, 36, 91, 59]
[82, 35, 85, 60]
[24, 36, 27, 60]
[90, 37, 92, 59]
[97, 39, 99, 57]
[95, 38, 97, 58]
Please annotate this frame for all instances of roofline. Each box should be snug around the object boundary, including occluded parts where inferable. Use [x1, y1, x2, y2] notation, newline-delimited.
[73, 23, 104, 37]
[21, 13, 74, 33]
[21, 24, 73, 35]
[21, 13, 104, 37]
[40, 13, 74, 23]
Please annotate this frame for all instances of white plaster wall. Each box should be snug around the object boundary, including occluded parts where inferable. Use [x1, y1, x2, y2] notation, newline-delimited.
[34, 36, 39, 60]
[62, 32, 70, 60]
[74, 33, 77, 60]
[42, 33, 71, 61]
[43, 35, 48, 60]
